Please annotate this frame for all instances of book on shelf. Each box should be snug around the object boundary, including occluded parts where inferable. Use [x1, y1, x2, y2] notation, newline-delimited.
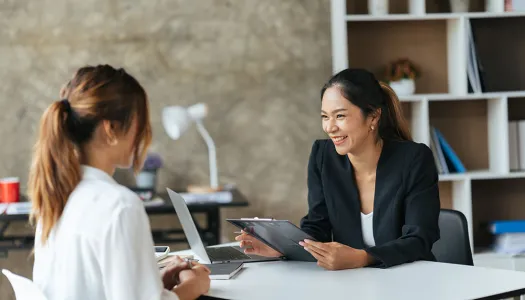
[490, 220, 525, 234]
[508, 120, 525, 171]
[466, 19, 487, 94]
[429, 126, 466, 174]
[488, 220, 525, 255]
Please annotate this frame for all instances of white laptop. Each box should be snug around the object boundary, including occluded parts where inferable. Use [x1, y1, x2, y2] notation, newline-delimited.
[166, 188, 280, 264]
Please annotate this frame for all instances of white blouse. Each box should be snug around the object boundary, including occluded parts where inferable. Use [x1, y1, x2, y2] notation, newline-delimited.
[33, 165, 179, 300]
[361, 212, 376, 247]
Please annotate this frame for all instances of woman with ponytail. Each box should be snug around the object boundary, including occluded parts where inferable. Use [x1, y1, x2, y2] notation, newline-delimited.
[236, 68, 440, 270]
[29, 65, 210, 300]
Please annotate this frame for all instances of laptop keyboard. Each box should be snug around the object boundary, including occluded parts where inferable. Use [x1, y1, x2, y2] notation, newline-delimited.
[206, 246, 251, 261]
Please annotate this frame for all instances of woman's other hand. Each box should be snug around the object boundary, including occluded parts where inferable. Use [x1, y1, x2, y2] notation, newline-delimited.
[173, 261, 211, 300]
[234, 230, 282, 257]
[160, 256, 192, 290]
[300, 239, 375, 270]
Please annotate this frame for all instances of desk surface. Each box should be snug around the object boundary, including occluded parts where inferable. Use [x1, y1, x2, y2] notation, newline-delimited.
[175, 246, 525, 300]
[0, 189, 249, 221]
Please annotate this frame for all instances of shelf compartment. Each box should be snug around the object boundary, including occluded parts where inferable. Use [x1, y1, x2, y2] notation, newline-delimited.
[345, 0, 410, 15]
[347, 20, 448, 94]
[344, 0, 524, 19]
[429, 99, 488, 173]
[508, 97, 525, 121]
[439, 181, 453, 209]
[426, 0, 490, 14]
[472, 178, 525, 250]
[469, 16, 525, 93]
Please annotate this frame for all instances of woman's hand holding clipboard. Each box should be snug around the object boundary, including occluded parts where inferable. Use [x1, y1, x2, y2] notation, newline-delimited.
[234, 229, 283, 258]
[228, 218, 318, 262]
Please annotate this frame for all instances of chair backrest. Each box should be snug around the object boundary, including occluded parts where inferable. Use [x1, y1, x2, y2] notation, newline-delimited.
[431, 209, 474, 266]
[2, 269, 47, 300]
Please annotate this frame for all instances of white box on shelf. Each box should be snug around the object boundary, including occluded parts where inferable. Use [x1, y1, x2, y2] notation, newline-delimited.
[509, 121, 520, 170]
[518, 120, 525, 170]
[408, 0, 425, 15]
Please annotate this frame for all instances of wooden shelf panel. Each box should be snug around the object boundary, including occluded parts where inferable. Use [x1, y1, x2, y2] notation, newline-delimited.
[439, 181, 453, 209]
[347, 20, 448, 94]
[429, 100, 488, 171]
[472, 178, 525, 248]
[401, 102, 412, 124]
[439, 170, 525, 181]
[346, 12, 525, 21]
[470, 17, 525, 93]
[399, 91, 525, 102]
[345, 0, 525, 18]
[346, 0, 486, 15]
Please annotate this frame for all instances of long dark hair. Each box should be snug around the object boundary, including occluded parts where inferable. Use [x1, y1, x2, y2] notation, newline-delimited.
[28, 64, 152, 244]
[321, 68, 411, 141]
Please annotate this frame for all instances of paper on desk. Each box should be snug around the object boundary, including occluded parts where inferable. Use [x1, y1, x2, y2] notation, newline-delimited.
[0, 202, 32, 215]
[143, 197, 165, 207]
[179, 191, 233, 204]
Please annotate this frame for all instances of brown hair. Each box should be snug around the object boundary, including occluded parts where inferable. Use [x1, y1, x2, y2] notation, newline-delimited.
[28, 64, 152, 244]
[321, 68, 412, 141]
[378, 81, 412, 141]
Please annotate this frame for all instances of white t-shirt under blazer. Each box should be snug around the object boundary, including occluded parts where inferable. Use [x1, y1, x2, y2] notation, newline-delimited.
[33, 165, 179, 300]
[361, 212, 376, 247]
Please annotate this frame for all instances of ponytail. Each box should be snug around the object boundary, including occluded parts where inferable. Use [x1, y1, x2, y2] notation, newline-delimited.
[379, 82, 412, 141]
[28, 101, 82, 244]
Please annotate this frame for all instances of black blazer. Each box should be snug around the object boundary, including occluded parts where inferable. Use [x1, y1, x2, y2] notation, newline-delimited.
[300, 139, 440, 268]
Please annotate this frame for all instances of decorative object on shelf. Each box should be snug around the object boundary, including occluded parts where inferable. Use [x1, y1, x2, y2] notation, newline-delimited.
[162, 103, 220, 193]
[486, 0, 505, 12]
[506, 0, 525, 11]
[368, 0, 388, 15]
[136, 152, 163, 190]
[409, 0, 425, 15]
[384, 58, 419, 96]
[450, 0, 469, 12]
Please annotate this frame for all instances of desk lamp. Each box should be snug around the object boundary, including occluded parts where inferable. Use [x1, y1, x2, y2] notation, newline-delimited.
[162, 103, 220, 193]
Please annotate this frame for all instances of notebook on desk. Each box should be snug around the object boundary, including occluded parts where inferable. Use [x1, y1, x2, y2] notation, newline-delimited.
[204, 262, 244, 280]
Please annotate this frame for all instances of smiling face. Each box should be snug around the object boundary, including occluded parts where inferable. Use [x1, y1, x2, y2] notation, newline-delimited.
[321, 86, 380, 155]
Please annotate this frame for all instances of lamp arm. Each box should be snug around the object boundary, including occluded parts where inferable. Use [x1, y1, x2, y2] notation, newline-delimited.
[195, 120, 218, 189]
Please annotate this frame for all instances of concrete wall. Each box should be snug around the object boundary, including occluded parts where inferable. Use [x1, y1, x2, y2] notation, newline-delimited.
[0, 0, 331, 297]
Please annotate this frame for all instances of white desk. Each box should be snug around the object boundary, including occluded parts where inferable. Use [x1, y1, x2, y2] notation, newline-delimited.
[174, 246, 525, 300]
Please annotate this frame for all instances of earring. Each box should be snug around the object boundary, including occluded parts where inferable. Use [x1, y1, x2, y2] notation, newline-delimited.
[370, 125, 375, 131]
[108, 139, 118, 146]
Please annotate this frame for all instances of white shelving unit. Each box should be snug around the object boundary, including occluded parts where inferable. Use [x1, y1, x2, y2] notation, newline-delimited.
[330, 0, 525, 268]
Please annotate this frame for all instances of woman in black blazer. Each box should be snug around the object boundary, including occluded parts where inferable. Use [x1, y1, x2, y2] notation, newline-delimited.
[236, 68, 440, 270]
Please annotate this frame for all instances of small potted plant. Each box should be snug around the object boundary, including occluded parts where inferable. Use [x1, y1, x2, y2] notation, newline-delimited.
[136, 152, 163, 190]
[384, 58, 419, 96]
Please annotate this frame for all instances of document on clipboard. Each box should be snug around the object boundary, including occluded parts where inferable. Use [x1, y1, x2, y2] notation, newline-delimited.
[227, 218, 318, 262]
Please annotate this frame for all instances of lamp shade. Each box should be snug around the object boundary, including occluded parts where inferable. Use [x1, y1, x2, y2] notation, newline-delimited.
[162, 103, 208, 140]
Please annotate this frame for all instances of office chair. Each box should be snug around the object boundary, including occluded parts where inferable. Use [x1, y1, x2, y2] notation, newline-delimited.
[2, 269, 47, 300]
[431, 209, 474, 266]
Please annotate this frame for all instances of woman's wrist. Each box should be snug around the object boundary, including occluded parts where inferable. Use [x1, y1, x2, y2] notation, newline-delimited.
[359, 249, 376, 267]
[173, 281, 200, 300]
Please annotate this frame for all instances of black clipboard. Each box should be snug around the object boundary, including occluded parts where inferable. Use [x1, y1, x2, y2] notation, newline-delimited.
[226, 218, 317, 262]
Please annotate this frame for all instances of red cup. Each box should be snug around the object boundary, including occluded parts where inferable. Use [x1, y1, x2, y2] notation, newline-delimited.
[0, 177, 20, 203]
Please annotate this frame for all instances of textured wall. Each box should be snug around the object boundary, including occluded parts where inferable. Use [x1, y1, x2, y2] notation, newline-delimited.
[0, 0, 331, 296]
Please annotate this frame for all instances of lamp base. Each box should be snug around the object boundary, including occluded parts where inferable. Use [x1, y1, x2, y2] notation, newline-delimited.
[186, 184, 223, 193]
